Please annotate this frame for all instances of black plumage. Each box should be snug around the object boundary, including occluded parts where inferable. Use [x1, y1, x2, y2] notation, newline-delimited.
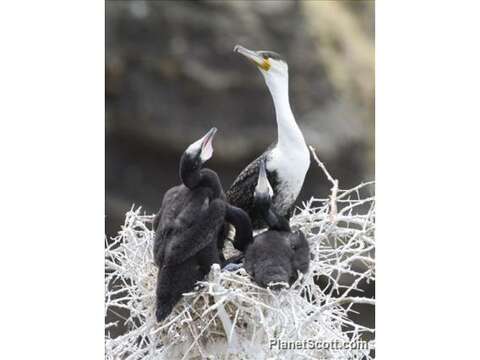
[226, 147, 288, 229]
[245, 230, 309, 289]
[154, 190, 226, 321]
[244, 160, 310, 289]
[153, 128, 253, 322]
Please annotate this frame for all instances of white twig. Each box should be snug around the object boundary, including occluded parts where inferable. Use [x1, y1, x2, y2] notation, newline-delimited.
[309, 146, 339, 222]
[105, 163, 375, 359]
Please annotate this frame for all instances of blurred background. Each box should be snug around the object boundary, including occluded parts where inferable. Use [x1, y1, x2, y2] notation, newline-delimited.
[106, 0, 374, 240]
[106, 0, 374, 340]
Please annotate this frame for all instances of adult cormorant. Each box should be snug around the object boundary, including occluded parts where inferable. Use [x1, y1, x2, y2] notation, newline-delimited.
[226, 45, 310, 229]
[153, 128, 252, 322]
[244, 160, 310, 289]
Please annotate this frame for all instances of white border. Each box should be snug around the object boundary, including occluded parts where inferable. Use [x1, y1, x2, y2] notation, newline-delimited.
[377, 1, 480, 358]
[1, 1, 479, 359]
[0, 1, 104, 358]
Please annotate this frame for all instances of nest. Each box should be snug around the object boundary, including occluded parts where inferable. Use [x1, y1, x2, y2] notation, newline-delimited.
[105, 151, 375, 359]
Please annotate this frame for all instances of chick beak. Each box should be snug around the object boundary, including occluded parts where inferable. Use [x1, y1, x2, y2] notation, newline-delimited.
[234, 44, 271, 71]
[255, 160, 273, 199]
[199, 127, 217, 162]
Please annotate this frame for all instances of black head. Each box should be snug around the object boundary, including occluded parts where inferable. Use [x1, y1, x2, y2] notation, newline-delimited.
[180, 127, 217, 187]
[257, 50, 284, 62]
[234, 45, 288, 76]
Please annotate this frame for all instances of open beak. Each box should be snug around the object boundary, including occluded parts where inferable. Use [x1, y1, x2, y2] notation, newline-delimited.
[234, 44, 271, 71]
[200, 127, 217, 162]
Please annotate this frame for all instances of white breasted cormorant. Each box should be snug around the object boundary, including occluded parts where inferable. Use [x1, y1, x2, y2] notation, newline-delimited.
[226, 45, 310, 229]
[244, 160, 310, 289]
[153, 128, 253, 322]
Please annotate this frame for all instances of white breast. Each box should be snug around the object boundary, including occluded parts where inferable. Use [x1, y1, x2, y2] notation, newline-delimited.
[267, 143, 310, 214]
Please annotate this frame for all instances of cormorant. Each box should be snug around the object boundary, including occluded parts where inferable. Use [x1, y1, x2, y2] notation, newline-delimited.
[244, 160, 310, 289]
[226, 45, 310, 229]
[153, 128, 253, 322]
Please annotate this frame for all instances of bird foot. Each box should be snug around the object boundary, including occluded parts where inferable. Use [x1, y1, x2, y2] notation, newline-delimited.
[222, 263, 243, 272]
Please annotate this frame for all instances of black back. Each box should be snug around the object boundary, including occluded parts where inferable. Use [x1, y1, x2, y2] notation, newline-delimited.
[226, 148, 292, 229]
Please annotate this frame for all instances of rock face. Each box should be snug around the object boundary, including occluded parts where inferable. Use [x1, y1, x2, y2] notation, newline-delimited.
[106, 0, 374, 237]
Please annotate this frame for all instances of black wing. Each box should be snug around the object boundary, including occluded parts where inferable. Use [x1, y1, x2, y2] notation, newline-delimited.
[226, 152, 270, 228]
[153, 185, 185, 267]
[225, 204, 253, 252]
[163, 198, 226, 266]
[154, 185, 211, 267]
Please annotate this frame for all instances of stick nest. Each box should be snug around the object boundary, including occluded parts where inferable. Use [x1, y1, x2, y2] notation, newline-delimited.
[105, 150, 375, 359]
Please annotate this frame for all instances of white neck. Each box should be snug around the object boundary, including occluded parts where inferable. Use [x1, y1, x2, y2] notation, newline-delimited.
[266, 76, 306, 151]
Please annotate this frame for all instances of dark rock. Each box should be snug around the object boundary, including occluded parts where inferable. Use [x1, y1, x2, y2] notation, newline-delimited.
[106, 0, 374, 238]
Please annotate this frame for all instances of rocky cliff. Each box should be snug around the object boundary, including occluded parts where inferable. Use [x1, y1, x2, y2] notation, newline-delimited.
[106, 0, 375, 237]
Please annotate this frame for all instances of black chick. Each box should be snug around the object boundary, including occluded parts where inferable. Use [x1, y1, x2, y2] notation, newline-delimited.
[244, 159, 310, 289]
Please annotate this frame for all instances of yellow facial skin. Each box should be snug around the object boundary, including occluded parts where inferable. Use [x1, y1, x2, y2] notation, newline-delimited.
[234, 45, 271, 71]
[259, 58, 271, 71]
[250, 57, 271, 71]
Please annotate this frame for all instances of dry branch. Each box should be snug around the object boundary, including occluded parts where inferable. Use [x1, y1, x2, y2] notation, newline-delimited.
[105, 156, 375, 359]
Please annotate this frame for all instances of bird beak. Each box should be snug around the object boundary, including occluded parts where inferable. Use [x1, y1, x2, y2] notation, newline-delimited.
[234, 44, 271, 71]
[256, 160, 273, 198]
[199, 127, 217, 162]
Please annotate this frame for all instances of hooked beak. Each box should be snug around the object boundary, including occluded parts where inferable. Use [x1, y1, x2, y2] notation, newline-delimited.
[234, 44, 271, 71]
[200, 127, 217, 162]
